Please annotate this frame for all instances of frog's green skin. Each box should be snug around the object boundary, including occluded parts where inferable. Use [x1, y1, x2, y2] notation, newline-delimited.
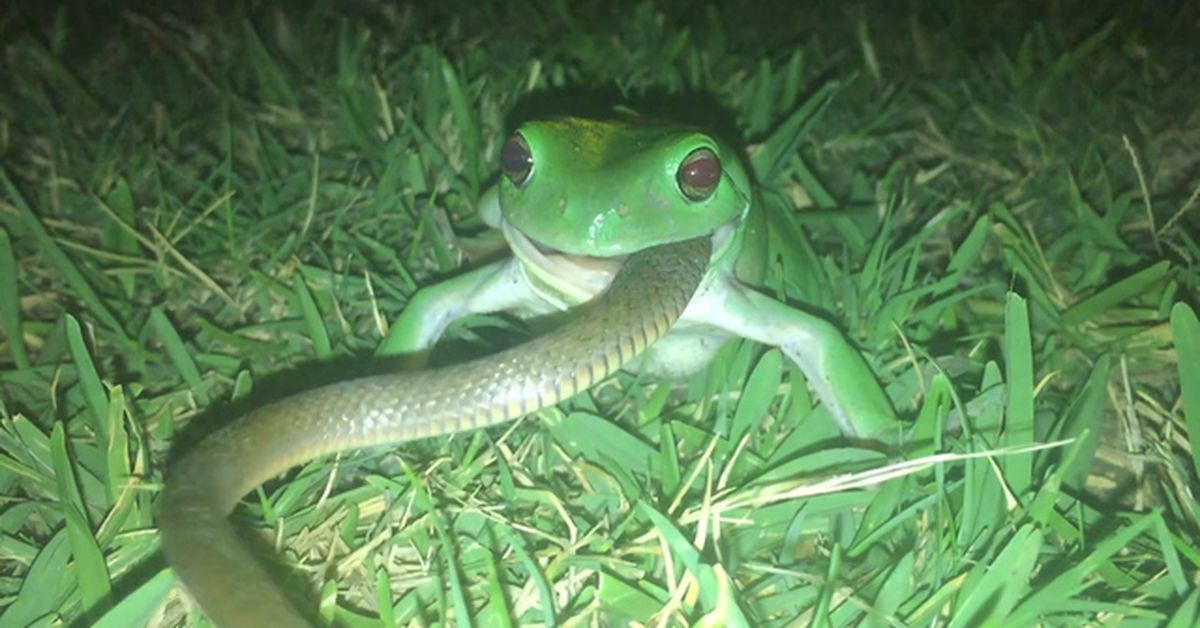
[380, 116, 896, 439]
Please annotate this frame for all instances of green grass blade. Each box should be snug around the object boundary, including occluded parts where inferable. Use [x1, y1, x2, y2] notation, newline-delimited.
[1060, 261, 1170, 328]
[638, 500, 750, 622]
[1046, 354, 1107, 492]
[51, 422, 113, 618]
[1003, 292, 1034, 497]
[866, 551, 914, 627]
[100, 179, 140, 298]
[1152, 512, 1189, 596]
[149, 306, 207, 405]
[598, 571, 666, 620]
[552, 412, 659, 479]
[90, 568, 178, 628]
[750, 80, 841, 184]
[294, 272, 333, 360]
[1165, 587, 1200, 628]
[1008, 513, 1156, 623]
[374, 563, 396, 626]
[65, 314, 110, 442]
[100, 385, 132, 513]
[441, 55, 481, 191]
[0, 528, 72, 627]
[1170, 303, 1200, 478]
[0, 227, 30, 369]
[729, 349, 782, 447]
[949, 525, 1041, 626]
[483, 547, 514, 628]
[502, 525, 556, 625]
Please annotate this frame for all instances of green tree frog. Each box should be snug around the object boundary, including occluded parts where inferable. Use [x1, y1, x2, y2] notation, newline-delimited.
[379, 116, 897, 440]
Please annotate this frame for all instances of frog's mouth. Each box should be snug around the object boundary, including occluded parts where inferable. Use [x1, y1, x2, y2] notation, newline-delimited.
[502, 221, 626, 305]
[502, 219, 736, 308]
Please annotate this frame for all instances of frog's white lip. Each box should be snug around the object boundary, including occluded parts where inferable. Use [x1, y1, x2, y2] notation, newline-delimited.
[525, 234, 574, 257]
[506, 220, 729, 258]
[503, 221, 628, 265]
[502, 221, 626, 304]
[506, 219, 737, 265]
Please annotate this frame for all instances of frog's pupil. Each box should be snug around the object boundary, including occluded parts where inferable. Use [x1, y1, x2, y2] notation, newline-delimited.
[501, 134, 533, 185]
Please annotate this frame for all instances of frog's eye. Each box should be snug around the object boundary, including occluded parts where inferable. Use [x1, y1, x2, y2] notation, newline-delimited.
[501, 134, 534, 186]
[677, 148, 721, 201]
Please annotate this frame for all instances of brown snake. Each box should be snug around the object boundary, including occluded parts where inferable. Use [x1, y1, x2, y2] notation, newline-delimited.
[158, 235, 712, 626]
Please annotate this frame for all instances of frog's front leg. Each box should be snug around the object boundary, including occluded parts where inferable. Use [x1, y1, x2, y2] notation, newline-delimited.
[693, 274, 900, 442]
[376, 257, 540, 358]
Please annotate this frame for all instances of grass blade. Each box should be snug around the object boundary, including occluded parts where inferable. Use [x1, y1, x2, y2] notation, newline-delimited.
[65, 314, 110, 442]
[51, 422, 113, 618]
[0, 227, 30, 369]
[1060, 261, 1170, 328]
[1003, 293, 1034, 497]
[1170, 303, 1200, 479]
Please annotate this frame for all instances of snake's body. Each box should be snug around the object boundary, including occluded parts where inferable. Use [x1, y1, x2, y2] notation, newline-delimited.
[159, 236, 712, 627]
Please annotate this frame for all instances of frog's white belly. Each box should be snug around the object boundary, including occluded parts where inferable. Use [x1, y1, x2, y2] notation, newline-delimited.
[626, 322, 733, 378]
[627, 269, 741, 377]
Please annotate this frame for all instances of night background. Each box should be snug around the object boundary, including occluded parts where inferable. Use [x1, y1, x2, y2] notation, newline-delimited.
[1, 0, 1198, 625]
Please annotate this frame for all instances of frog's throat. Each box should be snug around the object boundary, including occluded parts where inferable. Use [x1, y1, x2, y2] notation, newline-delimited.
[500, 219, 736, 310]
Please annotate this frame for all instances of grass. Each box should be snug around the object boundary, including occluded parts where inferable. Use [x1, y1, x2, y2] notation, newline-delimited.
[1, 0, 1198, 625]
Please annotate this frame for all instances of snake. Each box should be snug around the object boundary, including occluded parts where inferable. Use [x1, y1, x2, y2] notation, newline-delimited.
[158, 235, 712, 627]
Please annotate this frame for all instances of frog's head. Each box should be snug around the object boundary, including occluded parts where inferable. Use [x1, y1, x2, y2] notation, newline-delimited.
[497, 116, 751, 260]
